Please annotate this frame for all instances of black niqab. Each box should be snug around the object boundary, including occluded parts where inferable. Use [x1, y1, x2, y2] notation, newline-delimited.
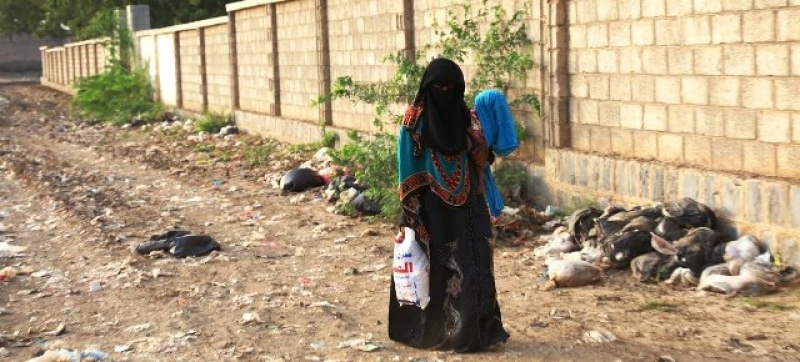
[414, 58, 471, 155]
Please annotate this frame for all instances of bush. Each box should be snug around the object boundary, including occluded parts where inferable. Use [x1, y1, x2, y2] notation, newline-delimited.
[328, 132, 400, 220]
[72, 64, 163, 125]
[493, 161, 529, 199]
[195, 112, 230, 134]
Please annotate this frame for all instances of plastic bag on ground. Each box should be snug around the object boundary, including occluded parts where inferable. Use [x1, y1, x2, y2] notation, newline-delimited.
[280, 168, 325, 192]
[723, 235, 761, 262]
[545, 259, 602, 287]
[393, 227, 430, 309]
[353, 193, 382, 216]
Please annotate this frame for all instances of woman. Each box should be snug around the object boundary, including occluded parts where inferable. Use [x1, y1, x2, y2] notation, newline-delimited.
[389, 58, 510, 352]
[473, 89, 520, 221]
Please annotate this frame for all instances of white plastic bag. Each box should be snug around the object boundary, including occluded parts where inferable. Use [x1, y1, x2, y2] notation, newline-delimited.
[393, 227, 430, 309]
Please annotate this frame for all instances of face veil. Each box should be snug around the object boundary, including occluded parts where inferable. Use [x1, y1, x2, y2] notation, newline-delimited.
[413, 58, 471, 156]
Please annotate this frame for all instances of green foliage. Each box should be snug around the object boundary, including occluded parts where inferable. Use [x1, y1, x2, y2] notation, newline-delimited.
[288, 129, 337, 153]
[72, 64, 163, 124]
[218, 150, 232, 162]
[328, 132, 400, 220]
[244, 143, 277, 166]
[194, 143, 215, 153]
[195, 112, 230, 134]
[493, 161, 529, 198]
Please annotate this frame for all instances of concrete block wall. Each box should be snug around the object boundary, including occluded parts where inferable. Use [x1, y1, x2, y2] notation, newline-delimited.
[276, 0, 320, 122]
[567, 0, 800, 179]
[234, 6, 275, 115]
[327, 0, 405, 132]
[204, 24, 233, 113]
[156, 33, 179, 106]
[39, 38, 107, 94]
[0, 34, 63, 72]
[179, 30, 205, 112]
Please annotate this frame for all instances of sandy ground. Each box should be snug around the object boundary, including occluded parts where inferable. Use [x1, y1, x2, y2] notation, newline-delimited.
[1, 84, 800, 362]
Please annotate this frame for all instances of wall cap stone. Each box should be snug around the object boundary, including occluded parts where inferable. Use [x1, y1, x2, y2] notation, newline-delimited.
[135, 17, 228, 37]
[226, 0, 291, 12]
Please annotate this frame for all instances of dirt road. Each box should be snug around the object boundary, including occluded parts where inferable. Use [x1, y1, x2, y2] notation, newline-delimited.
[1, 84, 799, 362]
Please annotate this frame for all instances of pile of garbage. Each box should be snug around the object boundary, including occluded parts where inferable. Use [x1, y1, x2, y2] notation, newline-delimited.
[274, 148, 382, 216]
[536, 197, 798, 295]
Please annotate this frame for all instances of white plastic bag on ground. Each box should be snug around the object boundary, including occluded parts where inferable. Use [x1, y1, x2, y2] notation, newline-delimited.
[545, 259, 602, 287]
[724, 235, 761, 262]
[393, 227, 430, 309]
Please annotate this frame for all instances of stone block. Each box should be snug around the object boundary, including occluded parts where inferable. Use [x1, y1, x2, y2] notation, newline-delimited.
[694, 47, 723, 75]
[684, 135, 712, 165]
[712, 14, 741, 44]
[637, 163, 651, 199]
[571, 75, 589, 97]
[723, 45, 754, 76]
[775, 79, 800, 111]
[793, 113, 800, 143]
[709, 77, 740, 107]
[642, 47, 668, 75]
[602, 158, 613, 192]
[743, 141, 777, 176]
[777, 145, 800, 179]
[756, 45, 791, 77]
[610, 128, 635, 157]
[658, 133, 684, 162]
[724, 0, 753, 10]
[754, 0, 787, 8]
[684, 16, 711, 45]
[720, 176, 743, 220]
[628, 48, 643, 73]
[609, 22, 631, 47]
[655, 19, 682, 46]
[668, 48, 693, 75]
[791, 185, 800, 228]
[628, 162, 642, 199]
[758, 111, 792, 143]
[725, 109, 757, 140]
[743, 11, 775, 42]
[666, 166, 679, 201]
[597, 0, 619, 20]
[572, 122, 591, 151]
[643, 104, 668, 131]
[712, 139, 744, 172]
[667, 0, 693, 16]
[702, 175, 718, 210]
[597, 49, 618, 73]
[576, 0, 598, 23]
[588, 23, 609, 48]
[599, 102, 621, 127]
[588, 156, 600, 190]
[681, 171, 700, 200]
[610, 75, 632, 101]
[615, 160, 627, 195]
[695, 107, 725, 137]
[578, 157, 589, 187]
[579, 50, 598, 73]
[571, 25, 587, 48]
[591, 126, 613, 154]
[620, 104, 643, 129]
[777, 9, 800, 41]
[681, 76, 709, 105]
[741, 78, 774, 110]
[589, 75, 610, 100]
[766, 182, 788, 225]
[631, 76, 655, 102]
[633, 130, 659, 160]
[655, 77, 681, 104]
[668, 105, 696, 133]
[746, 180, 762, 223]
[694, 0, 722, 13]
[652, 166, 665, 201]
[632, 20, 655, 46]
[641, 0, 666, 17]
[580, 99, 600, 124]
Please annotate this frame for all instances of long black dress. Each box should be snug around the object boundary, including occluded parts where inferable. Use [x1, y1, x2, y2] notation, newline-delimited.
[388, 107, 510, 353]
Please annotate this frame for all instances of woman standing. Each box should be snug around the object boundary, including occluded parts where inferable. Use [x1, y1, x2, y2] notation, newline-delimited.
[388, 58, 510, 352]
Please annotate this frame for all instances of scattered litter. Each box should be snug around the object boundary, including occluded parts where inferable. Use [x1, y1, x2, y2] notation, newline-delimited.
[0, 266, 18, 281]
[583, 329, 617, 343]
[360, 229, 380, 237]
[333, 235, 356, 244]
[89, 281, 103, 292]
[25, 349, 107, 362]
[545, 259, 602, 288]
[241, 312, 261, 325]
[280, 168, 325, 192]
[114, 345, 131, 353]
[0, 241, 27, 258]
[338, 339, 383, 352]
[31, 270, 53, 278]
[135, 230, 221, 258]
[0, 347, 9, 357]
[309, 301, 332, 308]
[44, 323, 66, 336]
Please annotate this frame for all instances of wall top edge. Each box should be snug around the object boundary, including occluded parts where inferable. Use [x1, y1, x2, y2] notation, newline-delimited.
[226, 0, 290, 12]
[135, 16, 229, 37]
[62, 37, 110, 48]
